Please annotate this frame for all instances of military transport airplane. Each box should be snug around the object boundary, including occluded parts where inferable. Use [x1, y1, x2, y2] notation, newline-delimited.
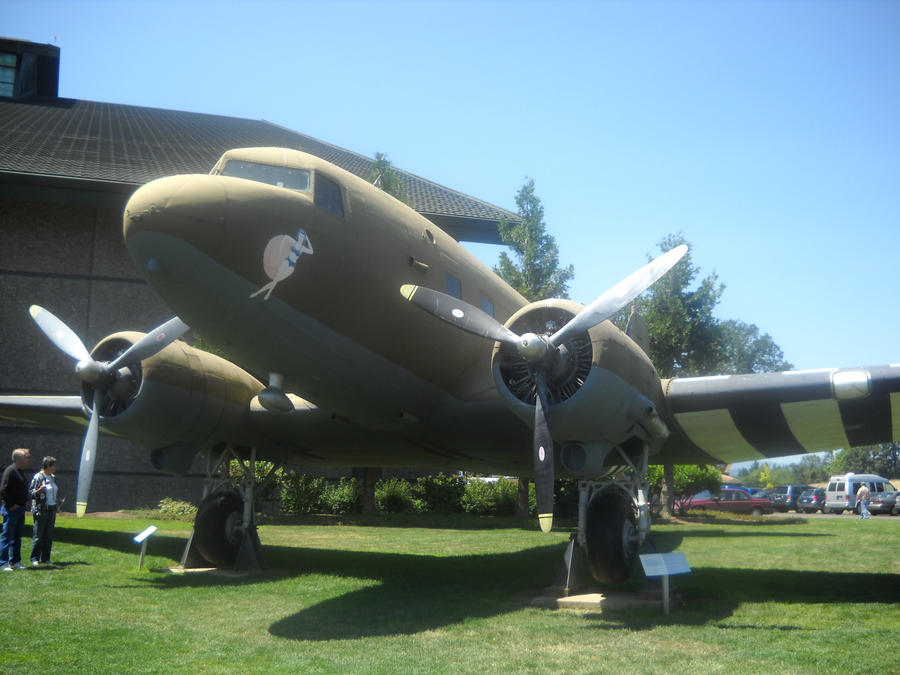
[2, 147, 898, 583]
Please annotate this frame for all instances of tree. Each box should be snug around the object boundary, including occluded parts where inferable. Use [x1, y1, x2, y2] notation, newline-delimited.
[368, 152, 407, 203]
[718, 319, 793, 374]
[829, 443, 899, 477]
[632, 233, 725, 378]
[494, 178, 574, 300]
[648, 464, 721, 515]
[494, 178, 574, 516]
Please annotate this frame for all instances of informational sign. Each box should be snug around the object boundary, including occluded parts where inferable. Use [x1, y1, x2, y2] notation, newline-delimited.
[134, 525, 158, 543]
[639, 552, 690, 577]
[639, 552, 691, 615]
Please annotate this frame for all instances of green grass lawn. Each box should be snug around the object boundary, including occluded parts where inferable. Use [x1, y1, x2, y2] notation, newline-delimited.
[1, 512, 897, 673]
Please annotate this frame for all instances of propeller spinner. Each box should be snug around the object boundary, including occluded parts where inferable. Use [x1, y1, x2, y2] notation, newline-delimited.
[400, 244, 687, 532]
[28, 305, 189, 517]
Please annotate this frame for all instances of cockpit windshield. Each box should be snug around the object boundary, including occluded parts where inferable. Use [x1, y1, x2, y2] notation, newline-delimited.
[219, 160, 311, 192]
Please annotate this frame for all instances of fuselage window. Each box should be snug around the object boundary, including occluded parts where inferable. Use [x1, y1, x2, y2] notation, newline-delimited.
[446, 273, 462, 299]
[220, 160, 311, 192]
[314, 175, 344, 217]
[480, 296, 494, 317]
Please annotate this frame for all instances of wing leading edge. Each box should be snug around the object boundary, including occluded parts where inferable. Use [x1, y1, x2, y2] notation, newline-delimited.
[664, 365, 900, 464]
[0, 395, 88, 435]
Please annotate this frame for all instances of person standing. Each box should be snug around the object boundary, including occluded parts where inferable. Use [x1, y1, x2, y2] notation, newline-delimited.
[0, 448, 31, 570]
[29, 456, 59, 566]
[856, 482, 871, 520]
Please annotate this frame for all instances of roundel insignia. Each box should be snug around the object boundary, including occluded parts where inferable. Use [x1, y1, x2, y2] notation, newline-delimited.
[538, 446, 545, 462]
[452, 308, 465, 319]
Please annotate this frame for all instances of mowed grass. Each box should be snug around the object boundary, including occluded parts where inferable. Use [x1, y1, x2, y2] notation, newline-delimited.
[1, 512, 897, 673]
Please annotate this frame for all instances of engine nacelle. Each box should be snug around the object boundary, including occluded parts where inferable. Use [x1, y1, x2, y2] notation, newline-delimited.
[491, 299, 669, 477]
[85, 332, 263, 470]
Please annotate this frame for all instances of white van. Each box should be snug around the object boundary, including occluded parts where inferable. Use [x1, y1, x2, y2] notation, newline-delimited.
[824, 473, 894, 514]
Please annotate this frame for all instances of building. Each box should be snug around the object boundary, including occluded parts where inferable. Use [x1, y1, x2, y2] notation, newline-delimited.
[0, 38, 515, 511]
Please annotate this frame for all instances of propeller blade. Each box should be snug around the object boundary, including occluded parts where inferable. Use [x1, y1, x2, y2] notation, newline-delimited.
[29, 305, 91, 362]
[550, 244, 688, 347]
[532, 370, 555, 533]
[75, 403, 100, 517]
[108, 316, 189, 370]
[400, 284, 520, 345]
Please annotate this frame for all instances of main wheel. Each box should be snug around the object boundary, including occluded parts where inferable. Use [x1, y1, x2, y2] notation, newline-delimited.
[585, 492, 638, 584]
[193, 490, 244, 567]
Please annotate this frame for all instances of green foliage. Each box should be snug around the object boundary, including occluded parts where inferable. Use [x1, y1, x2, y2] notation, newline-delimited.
[375, 477, 414, 513]
[368, 151, 408, 203]
[494, 178, 574, 300]
[649, 464, 721, 514]
[460, 478, 519, 516]
[320, 477, 362, 515]
[829, 443, 900, 477]
[228, 458, 285, 503]
[627, 233, 792, 377]
[156, 497, 198, 521]
[280, 473, 326, 514]
[412, 473, 466, 514]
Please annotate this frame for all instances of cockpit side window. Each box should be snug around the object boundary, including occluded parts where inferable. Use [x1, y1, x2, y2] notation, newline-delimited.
[220, 160, 311, 192]
[314, 174, 344, 217]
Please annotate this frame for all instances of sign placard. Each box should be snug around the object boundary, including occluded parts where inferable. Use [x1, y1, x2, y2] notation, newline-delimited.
[639, 552, 690, 577]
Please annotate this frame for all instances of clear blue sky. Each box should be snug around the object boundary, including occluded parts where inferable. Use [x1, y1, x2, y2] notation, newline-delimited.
[4, 3, 898, 376]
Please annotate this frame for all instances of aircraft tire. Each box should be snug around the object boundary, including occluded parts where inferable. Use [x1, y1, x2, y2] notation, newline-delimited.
[585, 492, 636, 585]
[194, 490, 244, 567]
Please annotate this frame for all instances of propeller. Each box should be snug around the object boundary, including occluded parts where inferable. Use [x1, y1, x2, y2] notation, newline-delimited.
[400, 244, 687, 532]
[28, 305, 189, 517]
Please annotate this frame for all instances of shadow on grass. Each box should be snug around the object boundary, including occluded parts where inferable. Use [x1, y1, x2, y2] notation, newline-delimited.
[588, 566, 900, 631]
[46, 519, 885, 641]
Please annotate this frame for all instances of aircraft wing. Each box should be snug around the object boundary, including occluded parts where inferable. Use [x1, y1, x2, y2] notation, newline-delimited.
[0, 395, 88, 435]
[664, 365, 900, 464]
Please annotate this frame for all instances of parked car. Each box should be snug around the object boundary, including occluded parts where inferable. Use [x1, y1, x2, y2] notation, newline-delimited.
[771, 484, 813, 512]
[797, 488, 826, 513]
[867, 490, 898, 516]
[687, 487, 774, 516]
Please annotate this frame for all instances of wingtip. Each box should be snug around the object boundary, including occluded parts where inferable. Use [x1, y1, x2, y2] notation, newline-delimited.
[28, 305, 42, 319]
[76, 501, 87, 518]
[400, 284, 418, 301]
[538, 513, 553, 533]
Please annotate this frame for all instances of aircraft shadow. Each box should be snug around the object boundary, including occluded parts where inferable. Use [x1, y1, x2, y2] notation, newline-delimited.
[587, 567, 900, 631]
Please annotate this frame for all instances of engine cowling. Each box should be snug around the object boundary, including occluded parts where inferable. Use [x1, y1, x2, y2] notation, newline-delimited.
[84, 332, 263, 469]
[491, 299, 669, 477]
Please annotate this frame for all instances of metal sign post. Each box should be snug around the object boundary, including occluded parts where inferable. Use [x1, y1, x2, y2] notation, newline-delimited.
[639, 552, 691, 615]
[134, 525, 158, 570]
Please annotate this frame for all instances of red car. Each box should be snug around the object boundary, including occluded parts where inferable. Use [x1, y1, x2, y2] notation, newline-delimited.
[687, 487, 774, 516]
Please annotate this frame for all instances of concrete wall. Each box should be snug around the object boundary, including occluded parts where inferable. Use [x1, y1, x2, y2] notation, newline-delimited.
[0, 196, 207, 511]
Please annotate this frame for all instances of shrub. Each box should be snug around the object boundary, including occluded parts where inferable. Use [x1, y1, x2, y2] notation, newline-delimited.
[280, 473, 326, 514]
[157, 498, 197, 521]
[320, 477, 361, 514]
[461, 478, 520, 516]
[375, 477, 413, 513]
[413, 473, 466, 513]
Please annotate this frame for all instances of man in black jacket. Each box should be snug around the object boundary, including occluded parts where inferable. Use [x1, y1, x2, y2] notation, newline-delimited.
[1, 448, 31, 570]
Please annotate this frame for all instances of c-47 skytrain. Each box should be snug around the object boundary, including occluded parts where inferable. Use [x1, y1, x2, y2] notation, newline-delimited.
[2, 147, 898, 582]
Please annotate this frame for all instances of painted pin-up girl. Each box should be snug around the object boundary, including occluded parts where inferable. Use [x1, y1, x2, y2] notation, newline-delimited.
[250, 228, 314, 300]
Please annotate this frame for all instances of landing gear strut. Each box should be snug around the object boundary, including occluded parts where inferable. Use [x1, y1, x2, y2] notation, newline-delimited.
[181, 445, 281, 570]
[553, 443, 654, 592]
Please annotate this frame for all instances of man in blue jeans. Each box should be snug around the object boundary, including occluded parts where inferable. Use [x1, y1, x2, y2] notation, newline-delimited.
[1, 448, 31, 570]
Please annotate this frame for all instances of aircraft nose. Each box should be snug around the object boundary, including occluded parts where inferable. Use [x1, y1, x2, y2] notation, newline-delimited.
[124, 174, 227, 243]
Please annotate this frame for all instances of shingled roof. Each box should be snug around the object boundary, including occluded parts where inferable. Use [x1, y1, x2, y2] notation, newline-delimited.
[0, 97, 516, 243]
